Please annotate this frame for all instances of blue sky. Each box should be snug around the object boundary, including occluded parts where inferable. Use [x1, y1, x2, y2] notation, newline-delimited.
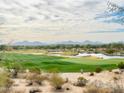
[0, 0, 124, 44]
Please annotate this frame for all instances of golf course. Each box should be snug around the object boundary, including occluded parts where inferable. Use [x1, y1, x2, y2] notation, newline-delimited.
[1, 53, 124, 72]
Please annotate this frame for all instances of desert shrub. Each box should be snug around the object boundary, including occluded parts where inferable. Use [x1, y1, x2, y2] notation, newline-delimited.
[29, 88, 42, 93]
[10, 62, 22, 72]
[114, 71, 120, 74]
[113, 76, 119, 81]
[84, 86, 111, 93]
[34, 75, 46, 85]
[85, 80, 124, 93]
[111, 79, 124, 93]
[0, 72, 12, 87]
[49, 73, 65, 90]
[65, 78, 69, 83]
[9, 62, 23, 78]
[26, 74, 34, 86]
[118, 62, 124, 69]
[48, 68, 59, 73]
[109, 69, 112, 72]
[95, 67, 102, 73]
[111, 87, 124, 93]
[11, 69, 18, 78]
[30, 67, 41, 74]
[66, 87, 70, 91]
[12, 90, 26, 93]
[26, 73, 46, 86]
[111, 86, 124, 93]
[89, 72, 94, 76]
[84, 84, 124, 93]
[0, 72, 13, 93]
[75, 77, 87, 87]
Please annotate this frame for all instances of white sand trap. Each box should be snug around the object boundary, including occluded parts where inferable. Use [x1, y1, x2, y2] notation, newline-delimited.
[76, 53, 124, 59]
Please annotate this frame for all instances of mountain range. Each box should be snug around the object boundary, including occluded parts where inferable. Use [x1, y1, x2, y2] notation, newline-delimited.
[13, 40, 102, 46]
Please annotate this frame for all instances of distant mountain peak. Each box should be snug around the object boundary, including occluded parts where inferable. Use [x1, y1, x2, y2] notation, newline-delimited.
[13, 41, 46, 46]
[12, 40, 103, 46]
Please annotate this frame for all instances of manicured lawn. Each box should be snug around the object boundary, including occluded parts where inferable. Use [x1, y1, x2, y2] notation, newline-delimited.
[1, 53, 123, 72]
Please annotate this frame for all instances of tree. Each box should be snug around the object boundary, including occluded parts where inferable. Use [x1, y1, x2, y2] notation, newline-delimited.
[107, 1, 124, 24]
[118, 62, 124, 69]
[105, 49, 115, 54]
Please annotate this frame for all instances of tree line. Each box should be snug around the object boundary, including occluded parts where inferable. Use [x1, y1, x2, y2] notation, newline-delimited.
[0, 43, 124, 50]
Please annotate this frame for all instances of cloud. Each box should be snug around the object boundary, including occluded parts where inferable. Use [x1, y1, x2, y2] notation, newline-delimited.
[87, 28, 124, 33]
[0, 0, 124, 43]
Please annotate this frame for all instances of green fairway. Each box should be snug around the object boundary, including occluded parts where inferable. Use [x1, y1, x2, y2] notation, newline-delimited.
[1, 53, 124, 72]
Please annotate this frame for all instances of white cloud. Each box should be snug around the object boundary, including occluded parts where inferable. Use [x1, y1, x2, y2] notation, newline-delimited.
[0, 0, 124, 43]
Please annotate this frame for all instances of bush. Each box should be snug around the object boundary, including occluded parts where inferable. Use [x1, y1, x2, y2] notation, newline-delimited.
[113, 76, 119, 81]
[0, 72, 14, 93]
[109, 69, 112, 72]
[75, 77, 87, 87]
[49, 73, 65, 90]
[30, 67, 41, 74]
[95, 67, 102, 73]
[12, 90, 26, 93]
[26, 73, 46, 86]
[84, 80, 124, 93]
[89, 72, 94, 76]
[9, 62, 23, 78]
[111, 79, 124, 93]
[29, 88, 42, 93]
[10, 62, 22, 72]
[48, 68, 59, 73]
[34, 75, 46, 85]
[84, 86, 111, 93]
[118, 62, 124, 69]
[112, 87, 124, 93]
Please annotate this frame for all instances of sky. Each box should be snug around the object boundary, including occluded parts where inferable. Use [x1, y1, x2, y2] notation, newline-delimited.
[0, 0, 124, 44]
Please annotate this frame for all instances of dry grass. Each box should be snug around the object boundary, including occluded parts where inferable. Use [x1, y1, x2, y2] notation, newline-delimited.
[49, 73, 65, 90]
[84, 78, 124, 93]
[111, 79, 124, 93]
[0, 72, 14, 93]
[84, 86, 111, 93]
[26, 73, 46, 86]
[74, 77, 88, 87]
